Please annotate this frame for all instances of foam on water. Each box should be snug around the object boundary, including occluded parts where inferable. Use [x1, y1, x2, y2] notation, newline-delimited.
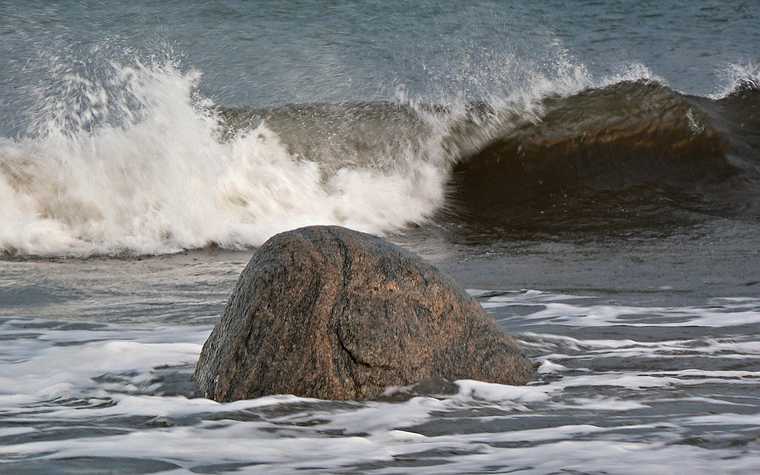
[3, 285, 760, 473]
[484, 290, 760, 327]
[0, 58, 448, 256]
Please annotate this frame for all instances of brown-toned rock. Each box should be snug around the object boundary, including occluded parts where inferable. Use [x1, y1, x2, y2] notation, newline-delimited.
[194, 226, 534, 401]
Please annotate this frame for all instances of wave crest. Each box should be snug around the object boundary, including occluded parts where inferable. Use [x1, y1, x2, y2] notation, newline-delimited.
[0, 61, 446, 256]
[3, 52, 760, 255]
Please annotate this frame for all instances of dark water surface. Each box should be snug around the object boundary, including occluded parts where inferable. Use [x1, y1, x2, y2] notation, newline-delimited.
[1, 1, 760, 473]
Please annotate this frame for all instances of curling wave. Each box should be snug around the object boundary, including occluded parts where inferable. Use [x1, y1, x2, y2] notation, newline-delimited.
[1, 59, 759, 256]
[449, 80, 760, 231]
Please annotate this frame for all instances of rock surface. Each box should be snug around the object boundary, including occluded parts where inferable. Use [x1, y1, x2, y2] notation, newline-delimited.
[194, 226, 534, 401]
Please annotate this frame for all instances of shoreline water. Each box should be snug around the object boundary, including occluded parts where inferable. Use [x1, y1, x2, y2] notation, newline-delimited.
[2, 228, 760, 473]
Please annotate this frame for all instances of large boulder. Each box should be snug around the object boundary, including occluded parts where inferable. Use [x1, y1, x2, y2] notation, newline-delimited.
[194, 226, 534, 401]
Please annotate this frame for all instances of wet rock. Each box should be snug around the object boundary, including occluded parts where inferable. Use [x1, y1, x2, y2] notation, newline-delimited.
[194, 226, 534, 401]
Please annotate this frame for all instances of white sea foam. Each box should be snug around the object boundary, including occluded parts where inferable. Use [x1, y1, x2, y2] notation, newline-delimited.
[523, 332, 760, 361]
[0, 59, 448, 256]
[457, 372, 734, 402]
[484, 290, 760, 328]
[2, 411, 757, 475]
[0, 339, 202, 405]
[3, 298, 760, 473]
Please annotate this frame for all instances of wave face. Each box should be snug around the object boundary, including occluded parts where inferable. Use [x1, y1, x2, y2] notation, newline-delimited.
[1, 54, 759, 256]
[449, 80, 760, 232]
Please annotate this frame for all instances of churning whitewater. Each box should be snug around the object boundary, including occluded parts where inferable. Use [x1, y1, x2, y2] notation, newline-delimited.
[0, 60, 448, 256]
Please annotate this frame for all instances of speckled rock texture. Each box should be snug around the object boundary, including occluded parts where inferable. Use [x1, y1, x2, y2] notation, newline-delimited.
[194, 226, 534, 401]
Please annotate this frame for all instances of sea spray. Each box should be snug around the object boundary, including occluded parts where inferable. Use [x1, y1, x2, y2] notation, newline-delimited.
[0, 59, 448, 256]
[711, 60, 760, 99]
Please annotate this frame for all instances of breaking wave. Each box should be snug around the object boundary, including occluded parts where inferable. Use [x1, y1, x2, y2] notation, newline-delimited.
[1, 54, 759, 256]
[0, 60, 448, 256]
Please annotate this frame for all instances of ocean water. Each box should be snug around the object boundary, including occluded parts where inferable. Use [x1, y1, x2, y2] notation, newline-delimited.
[1, 1, 760, 473]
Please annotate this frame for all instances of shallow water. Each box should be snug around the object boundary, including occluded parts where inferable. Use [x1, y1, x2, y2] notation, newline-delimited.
[2, 220, 760, 473]
[2, 1, 760, 473]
